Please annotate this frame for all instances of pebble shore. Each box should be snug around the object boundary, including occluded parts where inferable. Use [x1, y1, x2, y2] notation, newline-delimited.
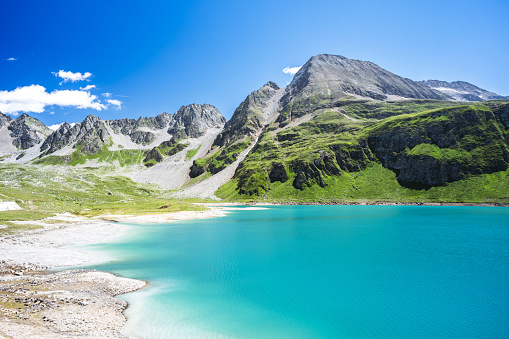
[0, 215, 147, 338]
[0, 207, 230, 338]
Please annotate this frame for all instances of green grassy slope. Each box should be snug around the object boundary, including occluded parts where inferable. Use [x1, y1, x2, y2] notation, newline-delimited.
[216, 100, 509, 203]
[0, 164, 205, 233]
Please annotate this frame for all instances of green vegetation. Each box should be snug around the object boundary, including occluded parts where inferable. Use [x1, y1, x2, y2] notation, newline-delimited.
[339, 99, 465, 120]
[217, 164, 509, 204]
[406, 144, 470, 162]
[0, 163, 206, 231]
[186, 145, 201, 160]
[219, 100, 509, 203]
[33, 147, 147, 167]
[191, 138, 252, 176]
[143, 140, 188, 167]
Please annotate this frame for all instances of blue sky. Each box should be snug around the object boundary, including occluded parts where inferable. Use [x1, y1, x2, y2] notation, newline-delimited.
[1, 0, 508, 126]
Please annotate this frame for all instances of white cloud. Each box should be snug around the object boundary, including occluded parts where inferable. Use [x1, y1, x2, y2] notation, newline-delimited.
[7, 57, 17, 61]
[283, 66, 302, 75]
[80, 85, 96, 91]
[53, 70, 92, 83]
[0, 85, 106, 115]
[102, 92, 112, 98]
[48, 123, 63, 131]
[107, 99, 122, 109]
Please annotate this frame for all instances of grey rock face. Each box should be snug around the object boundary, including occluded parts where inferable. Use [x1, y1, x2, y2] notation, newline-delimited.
[142, 148, 164, 167]
[278, 54, 451, 121]
[290, 150, 341, 189]
[41, 115, 111, 155]
[269, 162, 288, 183]
[40, 122, 74, 154]
[107, 112, 171, 144]
[419, 80, 508, 102]
[8, 113, 52, 149]
[214, 82, 280, 147]
[0, 112, 13, 128]
[130, 131, 156, 144]
[168, 104, 226, 138]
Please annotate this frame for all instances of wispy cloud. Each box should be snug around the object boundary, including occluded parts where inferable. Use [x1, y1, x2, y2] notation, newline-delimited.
[107, 99, 122, 109]
[0, 85, 105, 115]
[80, 85, 96, 91]
[7, 57, 17, 61]
[53, 70, 92, 84]
[102, 92, 112, 98]
[283, 66, 302, 75]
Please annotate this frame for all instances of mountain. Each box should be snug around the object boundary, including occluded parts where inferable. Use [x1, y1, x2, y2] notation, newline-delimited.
[7, 113, 52, 150]
[213, 81, 282, 148]
[168, 104, 226, 139]
[40, 115, 111, 156]
[277, 54, 451, 122]
[2, 53, 509, 204]
[419, 80, 508, 102]
[0, 112, 12, 128]
[107, 112, 172, 145]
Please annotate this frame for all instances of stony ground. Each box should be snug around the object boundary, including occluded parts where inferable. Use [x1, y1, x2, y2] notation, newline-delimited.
[0, 260, 145, 338]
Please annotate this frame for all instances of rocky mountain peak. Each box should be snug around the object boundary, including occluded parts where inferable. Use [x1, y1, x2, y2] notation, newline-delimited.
[277, 54, 452, 122]
[41, 114, 110, 156]
[82, 114, 101, 128]
[169, 104, 226, 138]
[296, 54, 449, 100]
[264, 81, 280, 91]
[419, 80, 508, 102]
[0, 112, 13, 128]
[213, 82, 281, 147]
[7, 113, 52, 150]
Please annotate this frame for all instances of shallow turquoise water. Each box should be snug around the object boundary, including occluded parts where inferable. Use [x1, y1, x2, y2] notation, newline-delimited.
[87, 206, 509, 338]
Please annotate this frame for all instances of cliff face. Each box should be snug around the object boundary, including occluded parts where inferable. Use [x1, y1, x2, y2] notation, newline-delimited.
[0, 112, 12, 129]
[8, 113, 52, 150]
[41, 115, 111, 155]
[366, 104, 509, 188]
[214, 82, 280, 148]
[107, 112, 172, 145]
[168, 104, 226, 139]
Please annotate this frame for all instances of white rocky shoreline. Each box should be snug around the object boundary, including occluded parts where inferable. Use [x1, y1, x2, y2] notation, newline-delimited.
[0, 207, 231, 338]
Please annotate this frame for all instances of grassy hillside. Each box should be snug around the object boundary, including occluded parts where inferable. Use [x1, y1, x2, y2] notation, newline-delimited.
[0, 164, 205, 233]
[216, 100, 509, 203]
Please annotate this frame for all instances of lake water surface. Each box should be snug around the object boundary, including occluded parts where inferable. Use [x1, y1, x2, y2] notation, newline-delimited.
[88, 205, 509, 338]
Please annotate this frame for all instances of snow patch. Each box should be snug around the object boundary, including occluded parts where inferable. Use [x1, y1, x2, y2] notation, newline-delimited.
[0, 201, 22, 211]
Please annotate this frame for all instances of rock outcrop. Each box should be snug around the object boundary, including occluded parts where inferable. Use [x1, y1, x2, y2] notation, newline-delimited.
[290, 150, 342, 189]
[8, 113, 52, 149]
[168, 104, 226, 139]
[107, 112, 172, 144]
[214, 82, 280, 147]
[367, 105, 509, 188]
[0, 112, 12, 129]
[41, 115, 111, 155]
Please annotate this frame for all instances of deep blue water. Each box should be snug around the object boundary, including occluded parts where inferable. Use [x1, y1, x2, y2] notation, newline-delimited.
[87, 205, 509, 338]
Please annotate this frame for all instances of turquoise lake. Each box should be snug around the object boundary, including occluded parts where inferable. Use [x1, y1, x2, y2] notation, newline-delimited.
[87, 205, 509, 338]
